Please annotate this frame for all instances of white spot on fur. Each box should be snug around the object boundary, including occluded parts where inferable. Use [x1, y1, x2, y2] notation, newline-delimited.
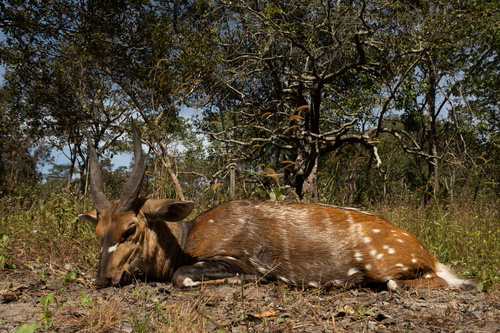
[420, 245, 424, 250]
[411, 258, 417, 263]
[372, 229, 380, 233]
[403, 232, 409, 236]
[370, 249, 377, 256]
[390, 230, 396, 233]
[346, 211, 354, 224]
[395, 263, 404, 268]
[411, 253, 415, 257]
[425, 274, 433, 279]
[108, 244, 118, 253]
[347, 268, 359, 276]
[208, 219, 214, 223]
[388, 248, 396, 254]
[396, 238, 404, 243]
[382, 245, 389, 249]
[387, 280, 398, 291]
[363, 236, 371, 243]
[354, 252, 363, 261]
[182, 277, 200, 287]
[365, 264, 372, 270]
[308, 281, 319, 288]
[279, 276, 290, 283]
[403, 267, 409, 271]
[376, 253, 384, 259]
[257, 266, 267, 274]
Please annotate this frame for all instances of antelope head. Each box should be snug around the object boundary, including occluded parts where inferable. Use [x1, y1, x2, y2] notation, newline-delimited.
[79, 122, 193, 287]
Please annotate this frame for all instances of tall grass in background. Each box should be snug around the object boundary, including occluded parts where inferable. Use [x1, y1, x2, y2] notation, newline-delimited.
[0, 187, 98, 272]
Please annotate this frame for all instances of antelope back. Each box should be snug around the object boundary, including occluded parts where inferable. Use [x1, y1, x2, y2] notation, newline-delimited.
[181, 200, 466, 288]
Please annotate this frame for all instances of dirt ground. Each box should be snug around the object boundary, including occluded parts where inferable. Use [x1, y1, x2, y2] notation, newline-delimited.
[1, 264, 499, 333]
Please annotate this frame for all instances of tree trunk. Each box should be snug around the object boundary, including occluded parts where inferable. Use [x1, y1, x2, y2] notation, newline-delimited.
[294, 144, 318, 202]
[425, 58, 439, 205]
[65, 145, 78, 191]
[230, 166, 235, 199]
[294, 85, 321, 202]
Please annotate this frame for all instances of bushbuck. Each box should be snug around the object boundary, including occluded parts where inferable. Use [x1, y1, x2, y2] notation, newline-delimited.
[80, 122, 474, 290]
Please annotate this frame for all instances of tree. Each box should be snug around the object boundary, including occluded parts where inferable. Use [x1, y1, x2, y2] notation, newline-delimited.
[0, 0, 210, 199]
[198, 0, 442, 201]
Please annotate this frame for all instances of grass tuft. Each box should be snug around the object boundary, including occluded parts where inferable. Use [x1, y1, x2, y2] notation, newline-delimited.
[79, 296, 127, 333]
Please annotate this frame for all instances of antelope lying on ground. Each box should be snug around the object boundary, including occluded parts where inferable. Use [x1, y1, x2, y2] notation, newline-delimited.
[80, 123, 474, 290]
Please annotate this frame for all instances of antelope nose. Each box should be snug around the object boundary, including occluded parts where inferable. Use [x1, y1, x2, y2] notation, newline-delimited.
[95, 275, 112, 288]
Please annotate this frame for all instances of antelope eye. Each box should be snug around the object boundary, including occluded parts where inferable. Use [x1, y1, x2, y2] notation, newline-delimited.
[123, 226, 136, 240]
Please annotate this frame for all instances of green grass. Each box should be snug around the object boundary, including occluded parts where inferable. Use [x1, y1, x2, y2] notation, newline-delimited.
[0, 190, 98, 272]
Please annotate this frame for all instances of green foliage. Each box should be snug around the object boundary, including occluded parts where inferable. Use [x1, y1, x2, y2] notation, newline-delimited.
[40, 293, 55, 329]
[62, 269, 79, 285]
[80, 291, 94, 308]
[256, 187, 286, 202]
[356, 305, 376, 317]
[0, 234, 10, 269]
[0, 190, 98, 273]
[14, 323, 40, 333]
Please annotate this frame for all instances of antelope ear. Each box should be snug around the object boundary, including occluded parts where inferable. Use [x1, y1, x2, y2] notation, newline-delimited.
[79, 210, 99, 226]
[144, 199, 194, 222]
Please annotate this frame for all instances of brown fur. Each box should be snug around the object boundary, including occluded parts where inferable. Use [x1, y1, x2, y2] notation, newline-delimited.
[80, 199, 473, 290]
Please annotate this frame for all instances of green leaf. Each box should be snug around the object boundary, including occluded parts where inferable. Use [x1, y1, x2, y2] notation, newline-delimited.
[14, 323, 40, 333]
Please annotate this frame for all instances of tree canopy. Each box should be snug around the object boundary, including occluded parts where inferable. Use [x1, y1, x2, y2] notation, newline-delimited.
[0, 0, 498, 206]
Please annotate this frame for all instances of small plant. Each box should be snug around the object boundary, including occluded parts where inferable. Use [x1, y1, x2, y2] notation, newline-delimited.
[14, 322, 40, 333]
[130, 315, 150, 333]
[255, 187, 286, 201]
[62, 269, 79, 284]
[80, 291, 94, 308]
[0, 234, 10, 269]
[128, 288, 154, 332]
[40, 293, 55, 329]
[356, 305, 376, 317]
